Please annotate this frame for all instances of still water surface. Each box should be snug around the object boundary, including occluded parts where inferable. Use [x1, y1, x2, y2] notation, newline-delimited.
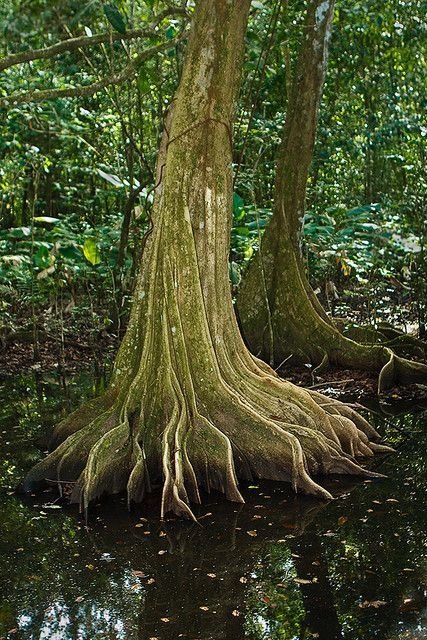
[0, 372, 426, 640]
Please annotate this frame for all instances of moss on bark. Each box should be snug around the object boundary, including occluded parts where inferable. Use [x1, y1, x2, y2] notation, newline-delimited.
[236, 0, 427, 392]
[25, 0, 390, 519]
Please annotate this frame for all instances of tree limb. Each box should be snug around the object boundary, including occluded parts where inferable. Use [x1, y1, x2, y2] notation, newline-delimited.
[0, 7, 187, 73]
[1, 32, 188, 106]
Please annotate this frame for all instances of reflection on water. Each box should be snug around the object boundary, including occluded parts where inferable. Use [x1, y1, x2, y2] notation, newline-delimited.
[0, 372, 426, 640]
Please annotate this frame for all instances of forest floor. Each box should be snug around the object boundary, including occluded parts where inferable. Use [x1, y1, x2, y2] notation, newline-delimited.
[2, 330, 427, 404]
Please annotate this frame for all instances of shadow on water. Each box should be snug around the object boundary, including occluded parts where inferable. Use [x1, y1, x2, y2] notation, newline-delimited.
[0, 371, 426, 640]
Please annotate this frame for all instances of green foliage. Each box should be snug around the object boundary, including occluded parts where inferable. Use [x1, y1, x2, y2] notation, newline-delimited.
[0, 0, 425, 338]
[103, 2, 127, 33]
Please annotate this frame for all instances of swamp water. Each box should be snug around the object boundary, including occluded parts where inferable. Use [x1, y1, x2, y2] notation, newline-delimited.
[0, 371, 426, 640]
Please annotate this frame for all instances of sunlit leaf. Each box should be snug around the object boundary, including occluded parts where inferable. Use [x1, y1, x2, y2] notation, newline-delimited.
[83, 238, 101, 265]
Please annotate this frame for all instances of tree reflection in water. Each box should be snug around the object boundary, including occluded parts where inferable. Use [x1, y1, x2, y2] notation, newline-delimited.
[0, 372, 426, 640]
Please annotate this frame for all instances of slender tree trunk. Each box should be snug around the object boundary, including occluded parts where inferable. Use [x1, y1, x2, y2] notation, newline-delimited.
[25, 0, 388, 519]
[236, 0, 427, 391]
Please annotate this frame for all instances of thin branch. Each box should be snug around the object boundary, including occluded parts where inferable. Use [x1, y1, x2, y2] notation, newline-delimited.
[1, 32, 188, 106]
[0, 7, 187, 73]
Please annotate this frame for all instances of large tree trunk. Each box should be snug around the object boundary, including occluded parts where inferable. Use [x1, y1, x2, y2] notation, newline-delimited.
[24, 0, 389, 519]
[236, 0, 427, 392]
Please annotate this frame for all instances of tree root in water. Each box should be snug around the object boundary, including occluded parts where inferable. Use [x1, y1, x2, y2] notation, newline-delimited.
[24, 357, 392, 520]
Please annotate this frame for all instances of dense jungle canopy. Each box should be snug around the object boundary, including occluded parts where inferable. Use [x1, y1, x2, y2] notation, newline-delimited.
[0, 0, 426, 518]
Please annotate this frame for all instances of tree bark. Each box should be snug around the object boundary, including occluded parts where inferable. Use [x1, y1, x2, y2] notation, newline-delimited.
[236, 0, 427, 391]
[24, 0, 388, 519]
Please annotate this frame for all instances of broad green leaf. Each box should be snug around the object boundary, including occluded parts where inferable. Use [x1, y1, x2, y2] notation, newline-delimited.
[59, 245, 84, 261]
[165, 25, 177, 40]
[233, 193, 245, 220]
[103, 3, 126, 33]
[83, 238, 101, 265]
[34, 245, 53, 269]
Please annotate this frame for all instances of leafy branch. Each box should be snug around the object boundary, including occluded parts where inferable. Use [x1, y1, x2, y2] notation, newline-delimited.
[0, 32, 188, 106]
[0, 7, 187, 72]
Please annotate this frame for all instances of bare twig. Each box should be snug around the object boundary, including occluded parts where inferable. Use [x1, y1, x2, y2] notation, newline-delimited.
[308, 379, 355, 389]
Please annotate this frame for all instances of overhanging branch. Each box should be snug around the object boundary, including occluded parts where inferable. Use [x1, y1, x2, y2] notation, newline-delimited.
[0, 7, 187, 73]
[1, 32, 188, 106]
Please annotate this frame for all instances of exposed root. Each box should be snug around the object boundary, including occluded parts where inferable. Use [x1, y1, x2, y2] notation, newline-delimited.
[345, 322, 427, 360]
[23, 349, 393, 521]
[378, 349, 396, 394]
